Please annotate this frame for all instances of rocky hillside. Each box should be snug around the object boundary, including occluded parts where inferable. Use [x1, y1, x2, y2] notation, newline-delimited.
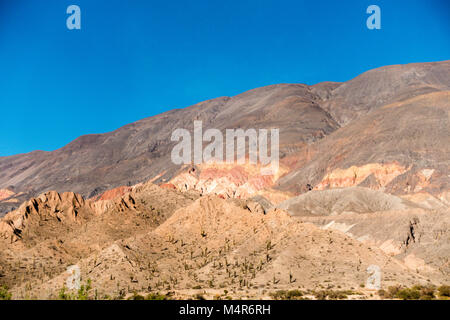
[1, 182, 446, 300]
[0, 60, 449, 299]
[278, 91, 450, 195]
[1, 61, 449, 216]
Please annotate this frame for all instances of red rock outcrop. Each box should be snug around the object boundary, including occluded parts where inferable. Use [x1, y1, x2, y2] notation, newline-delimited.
[95, 186, 132, 201]
[315, 163, 408, 190]
[0, 189, 15, 201]
[168, 162, 289, 199]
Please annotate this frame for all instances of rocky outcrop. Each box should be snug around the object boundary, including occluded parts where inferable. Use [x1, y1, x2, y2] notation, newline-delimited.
[93, 186, 132, 201]
[315, 163, 408, 191]
[0, 181, 198, 244]
[168, 162, 288, 199]
[0, 189, 15, 201]
[0, 191, 88, 242]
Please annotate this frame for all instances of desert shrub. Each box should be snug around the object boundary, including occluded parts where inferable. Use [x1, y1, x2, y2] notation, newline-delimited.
[194, 293, 206, 300]
[58, 287, 71, 300]
[386, 285, 402, 298]
[328, 291, 348, 300]
[145, 292, 170, 300]
[286, 290, 303, 299]
[76, 279, 92, 300]
[311, 289, 354, 300]
[377, 289, 386, 298]
[396, 288, 421, 300]
[0, 285, 12, 300]
[58, 279, 93, 300]
[438, 285, 450, 297]
[314, 291, 328, 300]
[384, 285, 437, 300]
[269, 289, 303, 300]
[269, 290, 286, 299]
[414, 285, 436, 300]
[128, 293, 145, 300]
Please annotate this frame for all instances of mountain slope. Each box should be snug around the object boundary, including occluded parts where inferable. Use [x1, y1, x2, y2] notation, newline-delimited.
[277, 90, 450, 195]
[318, 60, 450, 125]
[0, 60, 449, 216]
[1, 187, 436, 299]
[0, 84, 338, 209]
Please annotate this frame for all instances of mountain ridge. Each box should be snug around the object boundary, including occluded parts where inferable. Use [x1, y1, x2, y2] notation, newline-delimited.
[1, 60, 449, 299]
[0, 60, 449, 216]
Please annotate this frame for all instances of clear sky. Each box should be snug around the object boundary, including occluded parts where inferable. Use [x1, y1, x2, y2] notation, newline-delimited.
[0, 0, 449, 156]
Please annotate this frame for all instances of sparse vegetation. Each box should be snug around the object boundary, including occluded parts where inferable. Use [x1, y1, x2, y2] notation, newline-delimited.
[125, 292, 172, 300]
[438, 285, 450, 297]
[270, 289, 304, 300]
[194, 293, 206, 300]
[312, 289, 358, 300]
[128, 293, 145, 300]
[58, 279, 93, 300]
[380, 284, 450, 300]
[0, 285, 12, 300]
[145, 292, 171, 300]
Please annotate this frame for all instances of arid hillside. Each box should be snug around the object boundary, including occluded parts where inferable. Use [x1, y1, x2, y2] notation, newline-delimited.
[1, 182, 447, 300]
[1, 61, 449, 216]
[0, 60, 449, 300]
[277, 91, 450, 195]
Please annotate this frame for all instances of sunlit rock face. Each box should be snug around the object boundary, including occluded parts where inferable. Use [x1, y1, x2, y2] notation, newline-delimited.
[315, 163, 408, 190]
[0, 189, 15, 202]
[167, 162, 290, 201]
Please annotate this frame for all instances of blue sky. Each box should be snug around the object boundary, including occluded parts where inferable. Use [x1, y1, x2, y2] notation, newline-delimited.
[0, 0, 449, 156]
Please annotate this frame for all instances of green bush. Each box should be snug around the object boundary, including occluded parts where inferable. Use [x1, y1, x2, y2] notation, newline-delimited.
[415, 285, 436, 300]
[0, 285, 12, 300]
[77, 279, 92, 300]
[396, 288, 421, 300]
[385, 285, 437, 300]
[58, 279, 93, 300]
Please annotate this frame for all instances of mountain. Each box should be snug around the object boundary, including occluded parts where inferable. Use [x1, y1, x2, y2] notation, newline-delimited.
[0, 84, 340, 214]
[317, 61, 450, 125]
[1, 61, 448, 217]
[278, 90, 450, 195]
[0, 183, 437, 300]
[0, 60, 449, 299]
